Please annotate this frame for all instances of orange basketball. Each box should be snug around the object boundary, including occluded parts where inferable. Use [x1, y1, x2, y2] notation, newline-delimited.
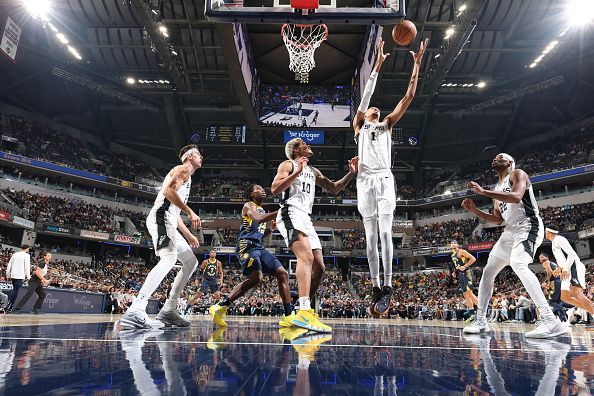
[392, 20, 417, 46]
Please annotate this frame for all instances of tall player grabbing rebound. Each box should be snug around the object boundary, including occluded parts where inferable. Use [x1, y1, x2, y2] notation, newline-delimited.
[120, 144, 202, 329]
[461, 153, 567, 338]
[352, 38, 428, 316]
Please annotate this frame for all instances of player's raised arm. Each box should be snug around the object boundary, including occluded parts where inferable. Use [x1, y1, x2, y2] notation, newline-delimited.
[384, 38, 428, 129]
[311, 157, 358, 195]
[353, 40, 390, 133]
[467, 170, 528, 204]
[271, 157, 307, 196]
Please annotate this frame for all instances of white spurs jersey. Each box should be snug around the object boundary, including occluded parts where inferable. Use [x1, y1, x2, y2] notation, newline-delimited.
[356, 120, 392, 172]
[494, 171, 540, 227]
[279, 160, 316, 214]
[150, 171, 192, 218]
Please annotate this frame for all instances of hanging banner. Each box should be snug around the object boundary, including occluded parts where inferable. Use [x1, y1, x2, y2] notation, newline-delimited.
[114, 235, 142, 244]
[80, 230, 110, 240]
[12, 216, 34, 229]
[42, 224, 75, 235]
[0, 17, 22, 62]
[0, 210, 9, 221]
[466, 242, 494, 251]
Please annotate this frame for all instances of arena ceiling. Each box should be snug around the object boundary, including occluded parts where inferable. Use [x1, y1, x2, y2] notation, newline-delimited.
[0, 0, 593, 176]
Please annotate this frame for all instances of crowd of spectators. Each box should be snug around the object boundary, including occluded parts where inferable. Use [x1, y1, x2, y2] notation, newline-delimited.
[1, 242, 592, 323]
[412, 218, 479, 247]
[1, 114, 160, 183]
[191, 176, 259, 198]
[336, 228, 366, 250]
[3, 188, 146, 233]
[408, 201, 594, 248]
[216, 227, 239, 246]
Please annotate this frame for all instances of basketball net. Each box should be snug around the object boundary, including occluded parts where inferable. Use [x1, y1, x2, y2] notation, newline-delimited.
[281, 24, 328, 83]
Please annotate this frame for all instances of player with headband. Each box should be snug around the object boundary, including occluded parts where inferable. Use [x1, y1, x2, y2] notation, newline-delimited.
[120, 144, 203, 329]
[461, 153, 567, 338]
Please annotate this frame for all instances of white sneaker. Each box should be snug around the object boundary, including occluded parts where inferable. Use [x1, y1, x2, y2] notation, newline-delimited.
[525, 317, 569, 339]
[566, 308, 575, 324]
[463, 316, 491, 334]
[120, 309, 166, 330]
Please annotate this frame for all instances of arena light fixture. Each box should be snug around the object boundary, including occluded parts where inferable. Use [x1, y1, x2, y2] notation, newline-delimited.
[444, 27, 455, 40]
[477, 81, 486, 88]
[458, 4, 467, 13]
[566, 0, 594, 26]
[47, 23, 58, 33]
[67, 45, 82, 60]
[126, 77, 136, 84]
[22, 0, 50, 20]
[56, 33, 69, 44]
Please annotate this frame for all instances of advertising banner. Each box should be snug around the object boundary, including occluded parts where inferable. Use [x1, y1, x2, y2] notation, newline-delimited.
[80, 230, 110, 240]
[42, 224, 75, 235]
[12, 216, 34, 229]
[0, 17, 21, 61]
[466, 242, 494, 251]
[0, 210, 9, 221]
[284, 130, 324, 144]
[114, 235, 142, 244]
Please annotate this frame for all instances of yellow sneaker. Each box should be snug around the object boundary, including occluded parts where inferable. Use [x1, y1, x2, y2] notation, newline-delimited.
[279, 326, 310, 341]
[279, 312, 296, 327]
[290, 309, 332, 333]
[291, 332, 333, 361]
[208, 304, 229, 327]
[207, 327, 226, 350]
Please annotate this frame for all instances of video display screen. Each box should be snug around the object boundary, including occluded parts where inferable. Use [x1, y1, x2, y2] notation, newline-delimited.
[258, 85, 351, 128]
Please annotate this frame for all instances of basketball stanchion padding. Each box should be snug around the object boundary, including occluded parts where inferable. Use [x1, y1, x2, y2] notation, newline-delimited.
[290, 0, 319, 10]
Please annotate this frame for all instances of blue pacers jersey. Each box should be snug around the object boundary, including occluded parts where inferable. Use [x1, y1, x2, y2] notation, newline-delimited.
[237, 202, 267, 254]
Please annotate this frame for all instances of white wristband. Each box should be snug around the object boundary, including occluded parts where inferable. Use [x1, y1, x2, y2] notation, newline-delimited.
[357, 72, 378, 113]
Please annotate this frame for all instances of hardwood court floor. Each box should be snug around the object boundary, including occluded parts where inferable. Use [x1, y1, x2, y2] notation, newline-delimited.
[0, 314, 592, 394]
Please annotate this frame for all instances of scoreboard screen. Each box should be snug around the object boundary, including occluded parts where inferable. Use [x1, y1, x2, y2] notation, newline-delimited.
[190, 126, 247, 144]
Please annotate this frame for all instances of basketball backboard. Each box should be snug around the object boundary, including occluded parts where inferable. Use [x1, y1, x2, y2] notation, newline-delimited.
[205, 0, 405, 24]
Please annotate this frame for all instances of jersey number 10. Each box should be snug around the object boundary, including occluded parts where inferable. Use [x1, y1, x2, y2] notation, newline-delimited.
[301, 182, 311, 194]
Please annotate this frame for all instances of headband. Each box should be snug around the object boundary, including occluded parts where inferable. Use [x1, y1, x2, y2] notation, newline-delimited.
[498, 153, 515, 171]
[545, 228, 559, 234]
[181, 148, 198, 163]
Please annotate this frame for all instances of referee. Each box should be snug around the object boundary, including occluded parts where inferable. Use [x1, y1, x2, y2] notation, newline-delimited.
[12, 252, 51, 314]
[5, 244, 31, 310]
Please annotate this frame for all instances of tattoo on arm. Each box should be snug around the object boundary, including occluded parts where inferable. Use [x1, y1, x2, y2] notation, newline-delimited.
[313, 167, 355, 195]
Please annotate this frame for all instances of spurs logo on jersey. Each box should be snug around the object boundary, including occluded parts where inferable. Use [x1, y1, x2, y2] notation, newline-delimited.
[494, 171, 540, 227]
[356, 120, 392, 172]
[279, 160, 316, 214]
[151, 173, 192, 219]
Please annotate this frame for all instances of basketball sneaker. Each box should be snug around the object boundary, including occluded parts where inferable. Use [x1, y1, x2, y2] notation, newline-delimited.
[290, 332, 333, 361]
[120, 309, 166, 330]
[156, 309, 191, 327]
[209, 304, 229, 327]
[370, 286, 383, 315]
[279, 311, 297, 327]
[290, 309, 332, 333]
[207, 327, 227, 351]
[525, 316, 570, 338]
[279, 326, 310, 341]
[374, 286, 393, 315]
[462, 316, 491, 334]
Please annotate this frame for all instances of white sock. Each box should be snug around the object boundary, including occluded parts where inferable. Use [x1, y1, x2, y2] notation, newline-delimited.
[298, 297, 311, 311]
[378, 213, 394, 288]
[363, 216, 380, 288]
[129, 255, 177, 312]
[162, 250, 198, 312]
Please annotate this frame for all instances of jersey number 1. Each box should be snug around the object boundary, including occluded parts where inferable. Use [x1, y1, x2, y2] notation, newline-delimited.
[371, 132, 376, 141]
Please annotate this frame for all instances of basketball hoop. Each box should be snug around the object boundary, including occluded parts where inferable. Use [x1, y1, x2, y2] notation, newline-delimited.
[281, 24, 328, 83]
